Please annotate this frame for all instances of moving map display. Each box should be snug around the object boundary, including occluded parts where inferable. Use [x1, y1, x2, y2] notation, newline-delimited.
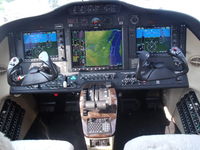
[136, 27, 171, 53]
[71, 29, 122, 69]
[23, 31, 58, 59]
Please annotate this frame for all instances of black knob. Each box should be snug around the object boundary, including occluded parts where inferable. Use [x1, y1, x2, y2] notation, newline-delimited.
[130, 15, 139, 24]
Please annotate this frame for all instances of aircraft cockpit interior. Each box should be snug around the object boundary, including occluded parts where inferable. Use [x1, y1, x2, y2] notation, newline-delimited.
[0, 0, 200, 150]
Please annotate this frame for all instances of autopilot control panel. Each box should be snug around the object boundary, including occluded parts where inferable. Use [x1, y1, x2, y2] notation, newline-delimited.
[7, 1, 189, 93]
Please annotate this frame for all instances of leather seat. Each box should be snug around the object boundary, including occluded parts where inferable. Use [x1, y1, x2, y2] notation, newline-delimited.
[11, 140, 74, 150]
[0, 132, 74, 150]
[124, 134, 200, 150]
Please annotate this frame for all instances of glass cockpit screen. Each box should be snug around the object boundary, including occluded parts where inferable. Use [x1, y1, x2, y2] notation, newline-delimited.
[23, 31, 58, 59]
[71, 29, 122, 69]
[136, 27, 171, 53]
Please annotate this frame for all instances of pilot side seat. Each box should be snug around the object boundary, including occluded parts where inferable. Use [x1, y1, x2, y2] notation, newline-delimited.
[124, 134, 200, 150]
[0, 132, 74, 150]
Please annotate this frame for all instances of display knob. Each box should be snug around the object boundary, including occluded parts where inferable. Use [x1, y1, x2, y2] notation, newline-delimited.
[130, 15, 139, 24]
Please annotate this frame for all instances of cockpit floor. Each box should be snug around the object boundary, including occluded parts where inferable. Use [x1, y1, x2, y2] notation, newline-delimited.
[114, 108, 170, 150]
[25, 106, 176, 150]
[25, 112, 86, 149]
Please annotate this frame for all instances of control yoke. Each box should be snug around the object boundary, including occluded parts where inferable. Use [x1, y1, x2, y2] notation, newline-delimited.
[7, 51, 58, 86]
[136, 47, 189, 81]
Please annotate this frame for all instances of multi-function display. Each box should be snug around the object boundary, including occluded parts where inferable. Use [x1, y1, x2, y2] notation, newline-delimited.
[136, 27, 171, 53]
[71, 29, 122, 70]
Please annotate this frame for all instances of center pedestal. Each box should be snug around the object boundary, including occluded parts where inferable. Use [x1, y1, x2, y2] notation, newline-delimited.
[79, 84, 118, 150]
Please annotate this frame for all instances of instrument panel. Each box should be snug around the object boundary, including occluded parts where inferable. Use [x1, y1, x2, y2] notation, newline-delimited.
[7, 1, 190, 93]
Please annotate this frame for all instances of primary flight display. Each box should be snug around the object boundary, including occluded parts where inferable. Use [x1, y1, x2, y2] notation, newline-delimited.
[136, 27, 171, 53]
[23, 31, 58, 59]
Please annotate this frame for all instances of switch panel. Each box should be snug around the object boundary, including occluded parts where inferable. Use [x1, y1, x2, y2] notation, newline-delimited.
[0, 99, 25, 140]
[177, 91, 200, 134]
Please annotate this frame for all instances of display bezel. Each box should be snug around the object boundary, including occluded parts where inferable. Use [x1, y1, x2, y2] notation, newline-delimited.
[22, 30, 61, 61]
[70, 28, 123, 71]
[136, 26, 172, 54]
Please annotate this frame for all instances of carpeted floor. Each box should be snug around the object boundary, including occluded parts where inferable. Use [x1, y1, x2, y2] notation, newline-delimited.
[114, 108, 170, 150]
[25, 90, 177, 150]
[25, 108, 171, 150]
[25, 112, 86, 150]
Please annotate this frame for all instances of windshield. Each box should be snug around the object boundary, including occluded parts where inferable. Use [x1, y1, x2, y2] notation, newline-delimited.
[0, 0, 199, 26]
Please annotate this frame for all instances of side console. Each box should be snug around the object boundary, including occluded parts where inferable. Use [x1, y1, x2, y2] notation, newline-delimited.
[177, 91, 200, 134]
[79, 84, 117, 150]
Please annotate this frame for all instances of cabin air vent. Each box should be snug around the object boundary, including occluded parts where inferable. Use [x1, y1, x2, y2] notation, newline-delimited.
[189, 56, 200, 67]
[0, 64, 6, 75]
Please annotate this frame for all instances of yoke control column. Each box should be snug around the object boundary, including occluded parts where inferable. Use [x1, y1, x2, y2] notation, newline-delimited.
[135, 47, 189, 81]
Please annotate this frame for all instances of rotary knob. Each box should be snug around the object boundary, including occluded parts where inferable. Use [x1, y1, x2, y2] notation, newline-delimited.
[130, 15, 139, 24]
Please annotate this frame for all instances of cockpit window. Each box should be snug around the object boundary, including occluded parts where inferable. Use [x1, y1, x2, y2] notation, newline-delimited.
[0, 0, 199, 26]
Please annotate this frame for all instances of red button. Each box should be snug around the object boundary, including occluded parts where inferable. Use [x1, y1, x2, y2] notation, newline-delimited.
[54, 93, 59, 97]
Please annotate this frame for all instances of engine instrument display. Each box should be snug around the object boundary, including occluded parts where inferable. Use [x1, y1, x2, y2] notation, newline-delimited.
[23, 31, 58, 59]
[136, 27, 171, 53]
[71, 29, 122, 70]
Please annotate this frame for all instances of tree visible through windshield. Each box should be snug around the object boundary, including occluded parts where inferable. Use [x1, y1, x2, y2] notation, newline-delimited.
[0, 0, 199, 26]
